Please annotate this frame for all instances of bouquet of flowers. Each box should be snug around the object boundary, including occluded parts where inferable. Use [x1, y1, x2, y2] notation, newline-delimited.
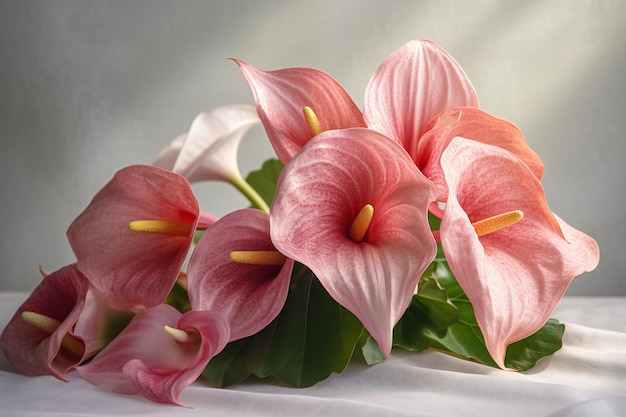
[1, 40, 599, 406]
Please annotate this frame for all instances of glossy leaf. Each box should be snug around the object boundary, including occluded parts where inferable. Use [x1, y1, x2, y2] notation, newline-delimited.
[201, 337, 261, 387]
[203, 264, 364, 388]
[245, 158, 283, 207]
[254, 265, 363, 386]
[360, 335, 385, 365]
[392, 273, 459, 353]
[430, 258, 565, 371]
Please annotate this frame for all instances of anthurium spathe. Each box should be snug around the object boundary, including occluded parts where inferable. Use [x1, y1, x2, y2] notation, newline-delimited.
[77, 304, 229, 406]
[438, 138, 600, 369]
[0, 264, 88, 380]
[363, 40, 478, 153]
[186, 208, 294, 342]
[236, 40, 476, 164]
[270, 128, 437, 357]
[235, 59, 366, 163]
[153, 105, 269, 212]
[153, 105, 259, 183]
[415, 106, 545, 204]
[67, 165, 215, 310]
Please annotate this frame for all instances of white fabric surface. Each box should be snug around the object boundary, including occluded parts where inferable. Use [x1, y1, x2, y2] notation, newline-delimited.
[1, 293, 624, 417]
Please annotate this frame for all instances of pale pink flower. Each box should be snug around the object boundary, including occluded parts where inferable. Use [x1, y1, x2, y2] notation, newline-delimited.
[77, 304, 229, 405]
[236, 40, 476, 164]
[67, 165, 215, 310]
[187, 208, 294, 342]
[153, 104, 260, 183]
[270, 128, 437, 357]
[438, 138, 599, 368]
[0, 264, 89, 379]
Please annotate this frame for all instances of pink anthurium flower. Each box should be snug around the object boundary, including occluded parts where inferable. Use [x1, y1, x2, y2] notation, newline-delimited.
[153, 105, 259, 183]
[0, 264, 89, 380]
[270, 128, 437, 357]
[416, 106, 545, 204]
[187, 208, 294, 342]
[236, 40, 475, 163]
[234, 59, 366, 163]
[67, 165, 216, 310]
[77, 304, 229, 406]
[153, 105, 269, 212]
[363, 41, 478, 152]
[438, 138, 600, 369]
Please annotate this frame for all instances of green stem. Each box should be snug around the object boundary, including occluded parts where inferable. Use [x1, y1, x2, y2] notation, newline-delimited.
[230, 172, 270, 213]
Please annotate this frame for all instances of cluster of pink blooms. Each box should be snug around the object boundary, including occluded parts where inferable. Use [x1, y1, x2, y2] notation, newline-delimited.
[1, 40, 599, 405]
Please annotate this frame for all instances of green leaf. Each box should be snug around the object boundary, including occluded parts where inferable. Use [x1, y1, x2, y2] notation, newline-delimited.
[201, 338, 256, 387]
[393, 273, 459, 353]
[164, 281, 191, 313]
[429, 258, 565, 371]
[428, 210, 442, 231]
[360, 335, 385, 365]
[504, 319, 564, 371]
[253, 264, 364, 386]
[202, 316, 283, 387]
[245, 158, 283, 207]
[202, 263, 364, 388]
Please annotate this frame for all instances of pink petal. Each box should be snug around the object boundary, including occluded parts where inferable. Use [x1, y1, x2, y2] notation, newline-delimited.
[73, 288, 134, 357]
[270, 128, 437, 357]
[152, 134, 185, 173]
[154, 105, 261, 183]
[235, 59, 366, 163]
[439, 138, 599, 368]
[0, 264, 89, 379]
[417, 107, 545, 201]
[187, 208, 294, 341]
[77, 304, 229, 406]
[67, 165, 199, 310]
[364, 40, 478, 154]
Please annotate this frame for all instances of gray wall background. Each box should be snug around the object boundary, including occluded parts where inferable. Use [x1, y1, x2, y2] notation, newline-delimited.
[1, 0, 624, 295]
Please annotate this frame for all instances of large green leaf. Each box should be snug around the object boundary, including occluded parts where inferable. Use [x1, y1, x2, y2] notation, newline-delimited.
[430, 257, 565, 371]
[245, 158, 283, 207]
[253, 264, 363, 386]
[201, 325, 277, 387]
[202, 263, 364, 387]
[392, 273, 459, 353]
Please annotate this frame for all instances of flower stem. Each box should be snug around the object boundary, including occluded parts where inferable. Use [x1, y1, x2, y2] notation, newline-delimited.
[230, 172, 270, 213]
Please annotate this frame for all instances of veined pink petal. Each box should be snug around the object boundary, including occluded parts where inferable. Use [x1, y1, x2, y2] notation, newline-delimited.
[270, 128, 437, 357]
[67, 165, 199, 310]
[364, 40, 478, 154]
[439, 138, 599, 369]
[153, 105, 261, 183]
[77, 304, 229, 406]
[417, 107, 545, 201]
[235, 59, 366, 163]
[0, 264, 88, 379]
[187, 208, 294, 341]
